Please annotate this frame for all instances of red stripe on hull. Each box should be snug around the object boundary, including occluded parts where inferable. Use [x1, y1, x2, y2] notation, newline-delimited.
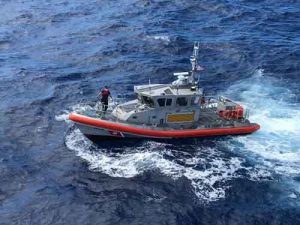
[69, 113, 260, 138]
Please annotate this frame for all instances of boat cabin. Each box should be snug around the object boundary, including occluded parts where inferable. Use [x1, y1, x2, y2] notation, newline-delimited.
[111, 42, 206, 128]
[134, 83, 203, 109]
[112, 76, 204, 128]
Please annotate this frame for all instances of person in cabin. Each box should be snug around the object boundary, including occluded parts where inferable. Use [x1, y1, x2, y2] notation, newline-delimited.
[98, 86, 112, 112]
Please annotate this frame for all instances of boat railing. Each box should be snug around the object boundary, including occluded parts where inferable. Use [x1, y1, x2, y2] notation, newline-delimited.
[244, 108, 250, 119]
[200, 95, 218, 109]
[118, 103, 137, 112]
[134, 84, 168, 93]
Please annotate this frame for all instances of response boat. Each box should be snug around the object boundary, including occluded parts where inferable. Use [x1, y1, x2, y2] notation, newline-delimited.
[69, 43, 260, 141]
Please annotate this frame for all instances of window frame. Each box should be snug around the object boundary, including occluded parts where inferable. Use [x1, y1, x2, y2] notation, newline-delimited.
[191, 96, 200, 106]
[141, 95, 154, 107]
[157, 98, 166, 107]
[166, 98, 173, 106]
[176, 97, 188, 107]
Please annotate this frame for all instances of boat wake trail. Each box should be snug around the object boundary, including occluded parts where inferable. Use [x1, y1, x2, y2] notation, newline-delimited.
[225, 69, 300, 195]
[65, 128, 269, 202]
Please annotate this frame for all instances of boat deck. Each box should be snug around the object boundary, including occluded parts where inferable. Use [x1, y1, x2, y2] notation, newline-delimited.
[74, 104, 250, 131]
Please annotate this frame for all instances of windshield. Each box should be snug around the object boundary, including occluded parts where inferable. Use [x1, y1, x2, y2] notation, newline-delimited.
[140, 95, 154, 107]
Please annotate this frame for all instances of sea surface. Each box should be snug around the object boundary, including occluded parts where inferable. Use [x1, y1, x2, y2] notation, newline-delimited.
[1, 0, 300, 224]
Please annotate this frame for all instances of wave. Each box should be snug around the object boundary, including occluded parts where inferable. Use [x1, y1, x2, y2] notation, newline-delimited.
[65, 127, 269, 202]
[145, 35, 171, 44]
[225, 69, 300, 178]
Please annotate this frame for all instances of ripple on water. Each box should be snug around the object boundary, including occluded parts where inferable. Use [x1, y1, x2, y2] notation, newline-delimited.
[65, 127, 271, 202]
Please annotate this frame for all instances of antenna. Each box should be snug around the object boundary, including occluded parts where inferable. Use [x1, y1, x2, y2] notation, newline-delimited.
[172, 42, 203, 87]
[190, 42, 200, 72]
[189, 42, 201, 85]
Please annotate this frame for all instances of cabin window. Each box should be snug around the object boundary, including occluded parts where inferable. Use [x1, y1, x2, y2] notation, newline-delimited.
[157, 98, 166, 107]
[191, 96, 200, 105]
[141, 96, 154, 107]
[166, 99, 172, 106]
[176, 97, 188, 106]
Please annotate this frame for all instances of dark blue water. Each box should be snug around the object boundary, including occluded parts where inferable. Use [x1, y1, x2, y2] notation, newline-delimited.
[1, 0, 300, 224]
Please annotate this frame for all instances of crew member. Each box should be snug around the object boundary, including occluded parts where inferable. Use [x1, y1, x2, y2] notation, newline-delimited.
[99, 86, 111, 112]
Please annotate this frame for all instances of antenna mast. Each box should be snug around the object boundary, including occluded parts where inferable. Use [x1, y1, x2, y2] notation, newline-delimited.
[190, 42, 203, 85]
[172, 42, 203, 87]
[190, 42, 200, 71]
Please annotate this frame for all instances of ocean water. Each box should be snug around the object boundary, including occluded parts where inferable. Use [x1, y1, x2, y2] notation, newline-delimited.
[1, 0, 300, 224]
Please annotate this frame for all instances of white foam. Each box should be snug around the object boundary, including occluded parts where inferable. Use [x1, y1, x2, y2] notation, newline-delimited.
[55, 104, 90, 123]
[55, 99, 122, 123]
[253, 68, 264, 78]
[146, 35, 171, 43]
[55, 110, 70, 122]
[288, 193, 297, 199]
[225, 69, 300, 177]
[55, 103, 97, 123]
[65, 128, 268, 202]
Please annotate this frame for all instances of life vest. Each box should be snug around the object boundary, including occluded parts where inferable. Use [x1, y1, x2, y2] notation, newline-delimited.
[102, 88, 110, 97]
